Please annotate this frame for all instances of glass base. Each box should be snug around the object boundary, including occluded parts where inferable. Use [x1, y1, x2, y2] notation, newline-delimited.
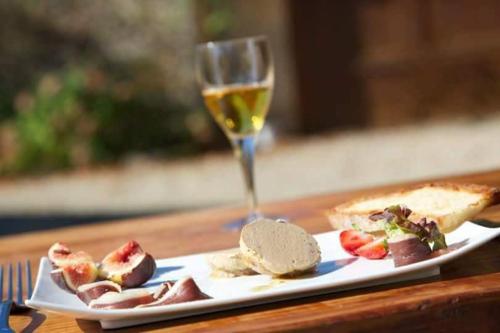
[222, 213, 289, 231]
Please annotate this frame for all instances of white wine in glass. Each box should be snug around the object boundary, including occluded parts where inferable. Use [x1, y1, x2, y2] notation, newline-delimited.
[196, 36, 274, 229]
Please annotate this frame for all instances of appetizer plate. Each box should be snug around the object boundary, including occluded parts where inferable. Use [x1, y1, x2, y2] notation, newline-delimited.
[27, 222, 500, 329]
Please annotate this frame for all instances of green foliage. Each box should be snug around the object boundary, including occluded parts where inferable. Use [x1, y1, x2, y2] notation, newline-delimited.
[1, 66, 203, 175]
[201, 0, 234, 39]
[9, 69, 86, 173]
[0, 1, 236, 176]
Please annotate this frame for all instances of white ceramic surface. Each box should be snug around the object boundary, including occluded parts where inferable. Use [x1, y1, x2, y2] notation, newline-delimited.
[26, 222, 500, 329]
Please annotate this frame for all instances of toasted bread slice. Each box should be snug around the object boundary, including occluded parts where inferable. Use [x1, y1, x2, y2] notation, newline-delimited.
[328, 183, 500, 233]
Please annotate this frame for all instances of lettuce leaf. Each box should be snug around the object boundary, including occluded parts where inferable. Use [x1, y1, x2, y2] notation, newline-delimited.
[370, 205, 447, 250]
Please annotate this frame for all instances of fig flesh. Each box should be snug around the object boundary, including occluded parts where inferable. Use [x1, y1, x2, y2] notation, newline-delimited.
[51, 261, 99, 292]
[48, 242, 93, 268]
[48, 242, 71, 266]
[138, 277, 211, 308]
[77, 280, 122, 304]
[99, 241, 156, 288]
[89, 289, 154, 309]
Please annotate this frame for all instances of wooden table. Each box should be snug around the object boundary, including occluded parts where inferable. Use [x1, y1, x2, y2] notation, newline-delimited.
[2, 169, 500, 332]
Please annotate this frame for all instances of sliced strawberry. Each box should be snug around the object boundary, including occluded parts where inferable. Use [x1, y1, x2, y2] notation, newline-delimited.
[339, 230, 374, 255]
[355, 238, 388, 259]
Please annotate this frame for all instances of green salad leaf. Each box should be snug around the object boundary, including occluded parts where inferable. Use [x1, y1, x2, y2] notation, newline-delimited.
[369, 205, 447, 250]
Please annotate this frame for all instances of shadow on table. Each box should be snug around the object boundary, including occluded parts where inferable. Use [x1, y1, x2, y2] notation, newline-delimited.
[17, 310, 47, 333]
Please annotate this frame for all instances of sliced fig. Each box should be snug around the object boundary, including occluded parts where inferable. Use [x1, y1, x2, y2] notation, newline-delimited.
[48, 243, 72, 267]
[99, 241, 156, 288]
[48, 242, 93, 268]
[89, 289, 155, 309]
[138, 277, 211, 308]
[51, 261, 99, 292]
[77, 280, 122, 305]
[389, 236, 432, 267]
[51, 268, 72, 293]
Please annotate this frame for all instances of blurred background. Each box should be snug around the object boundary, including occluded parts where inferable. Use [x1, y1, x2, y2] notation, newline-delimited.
[1, 0, 500, 235]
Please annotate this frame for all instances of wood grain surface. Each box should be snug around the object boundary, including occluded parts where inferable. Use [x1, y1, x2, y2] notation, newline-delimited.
[2, 169, 500, 332]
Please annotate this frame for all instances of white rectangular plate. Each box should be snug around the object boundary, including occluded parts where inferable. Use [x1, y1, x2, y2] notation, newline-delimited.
[27, 222, 500, 329]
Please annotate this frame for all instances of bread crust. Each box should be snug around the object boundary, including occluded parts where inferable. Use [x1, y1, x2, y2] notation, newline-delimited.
[327, 182, 500, 233]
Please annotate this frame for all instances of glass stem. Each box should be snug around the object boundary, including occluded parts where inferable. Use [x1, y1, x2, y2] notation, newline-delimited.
[231, 135, 259, 218]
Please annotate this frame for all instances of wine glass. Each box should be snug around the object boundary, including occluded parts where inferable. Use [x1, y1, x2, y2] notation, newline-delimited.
[196, 36, 274, 229]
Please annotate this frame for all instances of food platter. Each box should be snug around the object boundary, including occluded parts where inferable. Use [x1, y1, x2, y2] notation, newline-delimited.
[26, 221, 500, 329]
